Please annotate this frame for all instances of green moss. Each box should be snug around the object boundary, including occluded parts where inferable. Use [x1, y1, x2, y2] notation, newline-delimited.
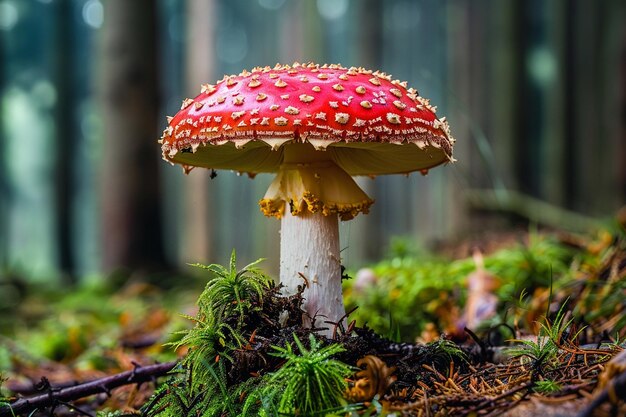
[246, 334, 357, 416]
[344, 234, 577, 341]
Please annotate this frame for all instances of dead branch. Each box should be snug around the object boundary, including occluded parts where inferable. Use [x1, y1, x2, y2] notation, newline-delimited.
[0, 361, 178, 417]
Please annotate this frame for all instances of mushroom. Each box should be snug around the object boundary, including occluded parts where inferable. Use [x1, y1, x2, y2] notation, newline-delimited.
[159, 63, 455, 333]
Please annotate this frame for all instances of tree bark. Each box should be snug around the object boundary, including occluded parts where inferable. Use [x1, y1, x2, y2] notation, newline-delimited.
[99, 0, 167, 273]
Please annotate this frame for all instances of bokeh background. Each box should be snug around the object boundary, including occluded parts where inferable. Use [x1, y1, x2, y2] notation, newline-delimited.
[0, 0, 624, 283]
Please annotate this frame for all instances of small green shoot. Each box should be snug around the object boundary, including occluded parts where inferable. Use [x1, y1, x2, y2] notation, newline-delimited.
[427, 338, 468, 373]
[167, 313, 244, 390]
[248, 334, 356, 416]
[533, 379, 562, 394]
[507, 300, 582, 374]
[190, 249, 271, 325]
[387, 312, 401, 343]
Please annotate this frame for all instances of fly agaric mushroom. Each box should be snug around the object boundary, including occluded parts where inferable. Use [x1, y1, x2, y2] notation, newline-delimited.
[159, 63, 455, 333]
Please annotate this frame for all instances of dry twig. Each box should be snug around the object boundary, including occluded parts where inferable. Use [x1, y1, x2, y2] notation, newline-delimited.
[0, 361, 177, 417]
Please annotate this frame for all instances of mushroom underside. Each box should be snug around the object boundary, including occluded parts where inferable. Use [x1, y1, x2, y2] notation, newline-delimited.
[171, 139, 450, 220]
[170, 139, 451, 177]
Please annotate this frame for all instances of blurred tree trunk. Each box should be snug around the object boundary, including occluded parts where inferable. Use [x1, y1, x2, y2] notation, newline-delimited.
[0, 10, 6, 268]
[351, 0, 383, 263]
[179, 0, 216, 265]
[54, 0, 76, 283]
[99, 0, 168, 273]
[572, 0, 624, 214]
[621, 8, 626, 203]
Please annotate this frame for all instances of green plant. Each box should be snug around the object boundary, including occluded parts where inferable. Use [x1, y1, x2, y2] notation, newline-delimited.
[428, 338, 468, 365]
[247, 334, 356, 416]
[0, 376, 15, 417]
[507, 302, 580, 373]
[600, 332, 626, 350]
[206, 361, 267, 417]
[166, 251, 271, 391]
[144, 252, 275, 417]
[571, 237, 626, 338]
[168, 313, 244, 391]
[533, 379, 562, 394]
[386, 313, 401, 343]
[347, 395, 384, 417]
[344, 255, 462, 340]
[141, 377, 205, 417]
[191, 250, 271, 325]
[0, 402, 14, 417]
[143, 361, 263, 417]
[344, 233, 578, 341]
[507, 335, 555, 368]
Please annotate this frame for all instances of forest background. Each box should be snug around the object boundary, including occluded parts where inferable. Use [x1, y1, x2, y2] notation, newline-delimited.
[0, 0, 624, 284]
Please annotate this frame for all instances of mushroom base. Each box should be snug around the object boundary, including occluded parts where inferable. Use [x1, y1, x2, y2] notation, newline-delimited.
[279, 208, 346, 333]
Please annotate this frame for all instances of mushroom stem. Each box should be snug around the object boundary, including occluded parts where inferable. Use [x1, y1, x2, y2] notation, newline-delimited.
[280, 207, 346, 334]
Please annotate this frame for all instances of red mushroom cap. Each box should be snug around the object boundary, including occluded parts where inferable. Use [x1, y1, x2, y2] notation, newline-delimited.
[160, 62, 454, 177]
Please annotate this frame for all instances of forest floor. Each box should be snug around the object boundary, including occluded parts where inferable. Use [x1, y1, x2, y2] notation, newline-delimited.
[1, 225, 625, 416]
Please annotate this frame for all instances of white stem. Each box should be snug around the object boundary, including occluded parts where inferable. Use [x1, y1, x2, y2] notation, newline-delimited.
[280, 209, 346, 334]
